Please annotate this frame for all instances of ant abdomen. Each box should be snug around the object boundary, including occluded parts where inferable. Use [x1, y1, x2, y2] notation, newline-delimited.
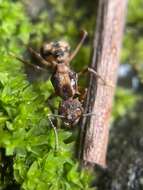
[59, 98, 83, 126]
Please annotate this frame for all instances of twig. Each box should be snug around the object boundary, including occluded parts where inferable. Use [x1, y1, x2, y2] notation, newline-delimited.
[79, 0, 128, 168]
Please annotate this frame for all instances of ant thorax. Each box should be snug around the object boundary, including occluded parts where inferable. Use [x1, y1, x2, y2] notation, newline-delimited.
[40, 41, 71, 64]
[51, 63, 79, 100]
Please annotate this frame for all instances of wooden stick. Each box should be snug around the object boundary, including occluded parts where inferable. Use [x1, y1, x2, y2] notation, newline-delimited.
[79, 0, 128, 168]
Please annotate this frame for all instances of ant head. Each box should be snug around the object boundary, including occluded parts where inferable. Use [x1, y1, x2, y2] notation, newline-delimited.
[59, 98, 83, 126]
[40, 41, 70, 64]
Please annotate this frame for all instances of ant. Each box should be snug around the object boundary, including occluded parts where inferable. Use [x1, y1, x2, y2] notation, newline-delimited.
[10, 30, 108, 128]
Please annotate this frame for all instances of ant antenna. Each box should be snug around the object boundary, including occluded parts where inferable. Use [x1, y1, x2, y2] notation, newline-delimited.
[69, 30, 88, 62]
[48, 116, 59, 152]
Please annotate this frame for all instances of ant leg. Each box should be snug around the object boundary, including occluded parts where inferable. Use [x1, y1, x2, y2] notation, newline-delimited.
[88, 68, 106, 85]
[47, 114, 64, 119]
[46, 92, 57, 113]
[48, 116, 59, 151]
[28, 47, 56, 68]
[78, 67, 105, 83]
[78, 67, 114, 87]
[18, 44, 55, 67]
[78, 87, 88, 104]
[9, 52, 46, 72]
[69, 30, 88, 62]
[82, 112, 96, 117]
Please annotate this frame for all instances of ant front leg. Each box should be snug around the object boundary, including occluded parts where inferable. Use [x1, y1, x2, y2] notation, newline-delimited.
[69, 30, 88, 62]
[28, 47, 56, 69]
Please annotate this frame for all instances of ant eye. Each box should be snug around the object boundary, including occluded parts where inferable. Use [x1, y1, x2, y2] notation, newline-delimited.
[54, 50, 64, 57]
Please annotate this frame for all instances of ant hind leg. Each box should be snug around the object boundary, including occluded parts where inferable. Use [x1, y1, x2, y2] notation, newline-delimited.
[48, 116, 59, 152]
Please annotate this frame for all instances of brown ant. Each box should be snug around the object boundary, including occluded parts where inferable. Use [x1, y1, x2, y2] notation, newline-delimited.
[10, 30, 108, 128]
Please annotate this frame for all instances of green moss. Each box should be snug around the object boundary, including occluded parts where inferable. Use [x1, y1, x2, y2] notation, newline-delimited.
[0, 1, 93, 189]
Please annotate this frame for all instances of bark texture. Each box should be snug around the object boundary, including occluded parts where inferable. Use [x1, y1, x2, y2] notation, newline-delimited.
[79, 0, 128, 168]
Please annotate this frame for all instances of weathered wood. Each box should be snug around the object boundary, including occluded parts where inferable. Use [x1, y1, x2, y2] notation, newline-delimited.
[79, 0, 128, 168]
